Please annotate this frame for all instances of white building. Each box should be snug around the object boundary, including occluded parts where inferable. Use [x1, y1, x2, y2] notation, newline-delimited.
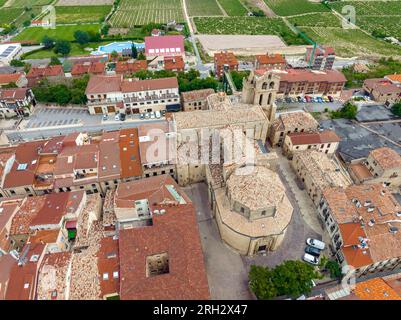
[0, 44, 22, 67]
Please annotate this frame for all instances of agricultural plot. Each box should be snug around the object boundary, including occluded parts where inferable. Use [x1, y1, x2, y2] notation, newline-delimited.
[56, 0, 114, 5]
[55, 5, 112, 24]
[186, 0, 223, 16]
[264, 0, 329, 16]
[0, 0, 7, 7]
[301, 26, 401, 58]
[218, 0, 248, 16]
[4, 0, 52, 7]
[109, 0, 184, 27]
[0, 7, 23, 24]
[330, 1, 401, 40]
[287, 12, 342, 28]
[193, 17, 307, 45]
[14, 23, 101, 43]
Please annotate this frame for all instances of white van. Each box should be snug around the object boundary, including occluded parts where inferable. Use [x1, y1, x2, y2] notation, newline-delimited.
[155, 111, 161, 118]
[303, 253, 319, 265]
[306, 238, 326, 250]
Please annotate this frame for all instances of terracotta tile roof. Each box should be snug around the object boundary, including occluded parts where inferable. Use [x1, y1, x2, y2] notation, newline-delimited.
[118, 190, 210, 299]
[0, 200, 21, 251]
[277, 68, 346, 83]
[85, 75, 122, 95]
[288, 130, 340, 145]
[386, 74, 401, 83]
[3, 140, 43, 189]
[354, 278, 401, 300]
[0, 254, 16, 300]
[348, 162, 373, 181]
[115, 60, 147, 74]
[28, 229, 60, 244]
[98, 131, 120, 180]
[273, 111, 319, 132]
[97, 236, 119, 298]
[121, 77, 178, 92]
[256, 53, 286, 65]
[0, 73, 23, 85]
[369, 147, 401, 170]
[181, 88, 215, 103]
[27, 65, 64, 78]
[164, 56, 184, 71]
[0, 88, 29, 101]
[364, 78, 401, 95]
[71, 61, 105, 76]
[214, 51, 238, 67]
[342, 245, 373, 269]
[37, 252, 72, 300]
[339, 223, 367, 246]
[118, 128, 142, 179]
[5, 243, 46, 300]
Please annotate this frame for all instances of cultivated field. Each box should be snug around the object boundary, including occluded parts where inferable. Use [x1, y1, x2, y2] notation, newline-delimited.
[218, 0, 248, 16]
[330, 1, 401, 40]
[287, 12, 342, 28]
[264, 0, 329, 16]
[3, 0, 52, 7]
[109, 0, 184, 27]
[56, 0, 114, 5]
[55, 5, 112, 24]
[194, 17, 307, 45]
[301, 27, 401, 58]
[0, 7, 22, 24]
[14, 23, 101, 43]
[187, 0, 223, 16]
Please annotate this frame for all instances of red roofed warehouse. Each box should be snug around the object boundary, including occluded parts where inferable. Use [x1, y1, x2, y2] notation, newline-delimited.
[145, 35, 185, 59]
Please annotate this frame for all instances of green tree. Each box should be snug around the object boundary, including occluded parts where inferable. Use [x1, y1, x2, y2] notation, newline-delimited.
[132, 45, 138, 59]
[1, 82, 18, 89]
[54, 40, 71, 56]
[330, 102, 358, 119]
[49, 56, 62, 66]
[325, 260, 342, 279]
[248, 265, 277, 300]
[10, 59, 25, 67]
[88, 30, 101, 42]
[42, 35, 55, 49]
[391, 102, 401, 117]
[101, 24, 110, 36]
[74, 30, 90, 45]
[110, 50, 119, 60]
[137, 52, 146, 60]
[22, 20, 31, 27]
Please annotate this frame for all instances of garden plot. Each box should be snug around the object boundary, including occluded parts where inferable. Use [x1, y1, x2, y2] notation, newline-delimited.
[55, 5, 112, 24]
[218, 0, 249, 16]
[287, 12, 342, 28]
[186, 0, 223, 16]
[264, 0, 329, 16]
[109, 0, 184, 26]
[56, 0, 114, 4]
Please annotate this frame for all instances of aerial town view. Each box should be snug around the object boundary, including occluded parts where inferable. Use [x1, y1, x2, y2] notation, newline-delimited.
[1, 0, 401, 309]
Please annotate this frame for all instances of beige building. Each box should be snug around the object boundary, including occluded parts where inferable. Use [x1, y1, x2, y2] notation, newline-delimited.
[269, 111, 319, 147]
[363, 78, 401, 105]
[318, 184, 401, 278]
[241, 69, 279, 122]
[181, 89, 215, 111]
[283, 130, 341, 159]
[348, 147, 401, 188]
[291, 150, 352, 206]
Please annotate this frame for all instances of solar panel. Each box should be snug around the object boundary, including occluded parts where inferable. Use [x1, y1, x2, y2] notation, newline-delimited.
[17, 163, 28, 171]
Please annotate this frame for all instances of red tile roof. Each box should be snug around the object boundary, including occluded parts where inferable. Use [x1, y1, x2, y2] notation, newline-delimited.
[278, 68, 346, 83]
[364, 78, 401, 95]
[97, 236, 120, 298]
[118, 128, 142, 179]
[214, 51, 238, 67]
[164, 56, 184, 71]
[115, 60, 147, 74]
[145, 35, 184, 56]
[85, 75, 122, 95]
[0, 73, 23, 85]
[121, 77, 178, 92]
[256, 53, 286, 65]
[71, 61, 105, 76]
[27, 65, 64, 78]
[369, 147, 401, 170]
[288, 130, 341, 145]
[0, 88, 29, 101]
[118, 176, 210, 300]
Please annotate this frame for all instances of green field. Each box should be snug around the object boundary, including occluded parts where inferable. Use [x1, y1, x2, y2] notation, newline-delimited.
[0, 0, 7, 7]
[187, 0, 223, 16]
[109, 0, 184, 27]
[329, 1, 401, 40]
[194, 17, 307, 45]
[264, 0, 329, 16]
[301, 27, 401, 58]
[55, 5, 112, 24]
[287, 12, 342, 28]
[4, 0, 52, 7]
[14, 24, 101, 43]
[218, 0, 248, 16]
[0, 7, 23, 24]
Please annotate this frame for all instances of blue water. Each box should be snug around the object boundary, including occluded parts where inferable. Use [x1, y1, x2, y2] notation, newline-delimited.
[91, 41, 145, 55]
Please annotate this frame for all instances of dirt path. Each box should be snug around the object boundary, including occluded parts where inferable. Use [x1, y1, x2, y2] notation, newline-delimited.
[215, 0, 229, 17]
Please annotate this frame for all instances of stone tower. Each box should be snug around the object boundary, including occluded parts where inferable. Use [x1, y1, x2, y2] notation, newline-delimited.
[242, 69, 280, 122]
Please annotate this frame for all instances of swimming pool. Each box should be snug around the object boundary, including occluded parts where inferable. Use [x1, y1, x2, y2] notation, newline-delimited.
[91, 41, 145, 55]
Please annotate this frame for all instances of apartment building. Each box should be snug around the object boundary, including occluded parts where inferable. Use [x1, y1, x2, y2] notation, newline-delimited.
[291, 150, 352, 206]
[86, 75, 180, 115]
[0, 87, 36, 118]
[283, 129, 341, 159]
[317, 184, 401, 278]
[268, 111, 319, 147]
[255, 53, 286, 70]
[306, 46, 336, 70]
[348, 147, 401, 188]
[363, 78, 401, 105]
[214, 51, 238, 78]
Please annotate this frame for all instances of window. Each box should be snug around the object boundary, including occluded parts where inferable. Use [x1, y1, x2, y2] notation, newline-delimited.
[113, 271, 119, 279]
[261, 210, 266, 216]
[240, 207, 245, 213]
[103, 273, 109, 280]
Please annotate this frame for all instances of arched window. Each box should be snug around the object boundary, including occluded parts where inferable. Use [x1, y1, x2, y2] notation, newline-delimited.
[267, 93, 272, 105]
[262, 82, 268, 90]
[259, 94, 263, 105]
[268, 74, 272, 80]
[269, 81, 275, 89]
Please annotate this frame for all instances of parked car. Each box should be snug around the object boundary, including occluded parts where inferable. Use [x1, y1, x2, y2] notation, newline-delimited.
[297, 96, 302, 102]
[102, 114, 108, 121]
[119, 113, 126, 121]
[328, 96, 334, 102]
[285, 97, 292, 103]
[161, 110, 166, 116]
[155, 111, 161, 118]
[303, 253, 319, 265]
[150, 112, 156, 119]
[276, 98, 283, 103]
[301, 97, 306, 103]
[145, 113, 150, 119]
[305, 96, 311, 103]
[305, 245, 321, 257]
[316, 97, 323, 103]
[114, 114, 120, 121]
[140, 113, 145, 120]
[322, 96, 330, 103]
[306, 238, 326, 250]
[291, 97, 298, 103]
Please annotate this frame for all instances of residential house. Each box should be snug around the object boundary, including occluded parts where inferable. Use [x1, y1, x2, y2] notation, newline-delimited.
[115, 60, 147, 76]
[214, 51, 238, 78]
[0, 88, 36, 118]
[181, 88, 215, 111]
[71, 61, 105, 77]
[363, 78, 401, 105]
[0, 73, 27, 88]
[255, 53, 286, 70]
[26, 65, 64, 87]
